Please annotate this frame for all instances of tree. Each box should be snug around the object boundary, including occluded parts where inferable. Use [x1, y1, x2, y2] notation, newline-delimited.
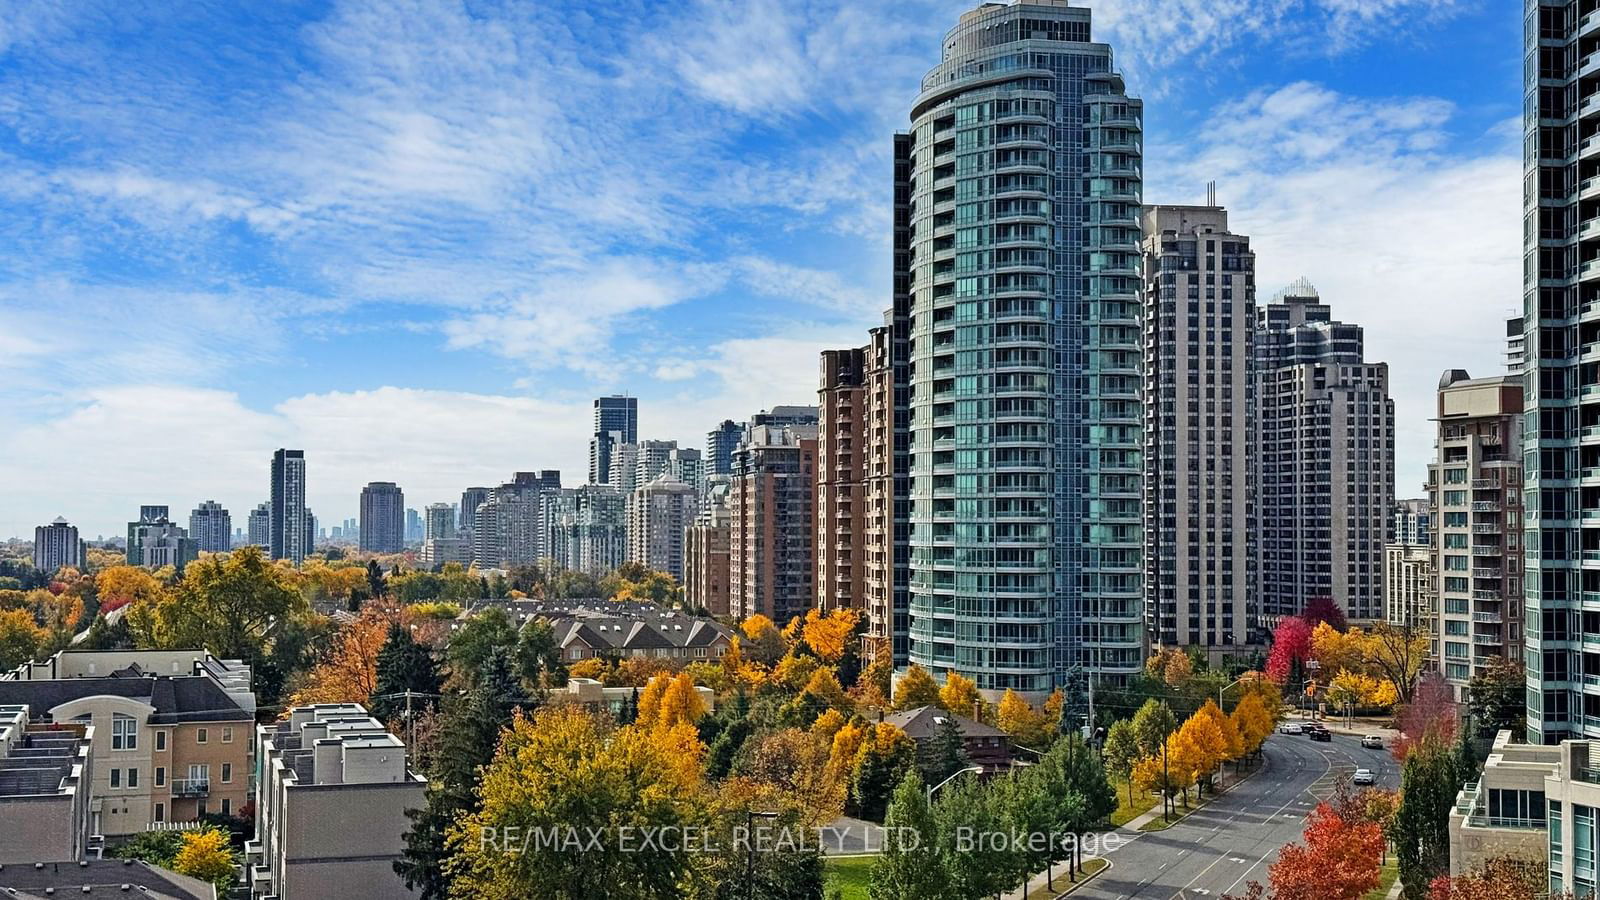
[938, 671, 980, 716]
[801, 607, 859, 663]
[366, 559, 385, 599]
[171, 828, 237, 889]
[1147, 647, 1193, 687]
[1230, 692, 1275, 759]
[288, 608, 392, 707]
[1102, 719, 1140, 806]
[1131, 699, 1177, 815]
[920, 714, 968, 785]
[1364, 622, 1432, 704]
[0, 608, 46, 670]
[892, 664, 941, 711]
[850, 723, 917, 821]
[127, 546, 306, 661]
[515, 617, 566, 690]
[870, 771, 946, 900]
[996, 689, 1053, 748]
[1269, 804, 1383, 900]
[370, 621, 441, 724]
[1301, 595, 1348, 632]
[446, 705, 706, 900]
[1466, 656, 1524, 738]
[1427, 855, 1543, 900]
[1393, 739, 1459, 899]
[1266, 616, 1313, 685]
[94, 565, 165, 614]
[1394, 673, 1459, 761]
[445, 607, 519, 688]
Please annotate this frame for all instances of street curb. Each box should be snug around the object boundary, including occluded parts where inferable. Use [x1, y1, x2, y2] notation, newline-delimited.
[1048, 858, 1110, 899]
[1136, 752, 1271, 831]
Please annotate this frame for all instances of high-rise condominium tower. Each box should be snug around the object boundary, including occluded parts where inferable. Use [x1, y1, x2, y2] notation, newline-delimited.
[1523, 1, 1599, 743]
[33, 517, 84, 572]
[626, 477, 697, 580]
[424, 503, 455, 541]
[248, 502, 271, 548]
[125, 505, 169, 566]
[903, 0, 1143, 692]
[188, 501, 231, 553]
[1430, 370, 1523, 700]
[1255, 283, 1394, 623]
[706, 420, 745, 479]
[1141, 204, 1256, 655]
[270, 449, 308, 564]
[730, 424, 818, 624]
[360, 482, 405, 554]
[818, 348, 868, 614]
[589, 395, 638, 485]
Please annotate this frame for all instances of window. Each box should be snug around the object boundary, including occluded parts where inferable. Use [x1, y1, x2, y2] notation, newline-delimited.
[221, 763, 232, 784]
[155, 731, 166, 752]
[111, 714, 138, 751]
[154, 802, 165, 823]
[222, 798, 231, 816]
[222, 726, 233, 743]
[110, 768, 120, 788]
[155, 767, 165, 787]
[196, 728, 208, 744]
[198, 800, 208, 816]
[127, 767, 138, 789]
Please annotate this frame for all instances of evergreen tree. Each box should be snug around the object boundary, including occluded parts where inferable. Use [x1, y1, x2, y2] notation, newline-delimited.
[869, 771, 946, 900]
[394, 650, 521, 898]
[514, 618, 566, 690]
[370, 622, 441, 723]
[1453, 720, 1480, 788]
[1393, 740, 1457, 899]
[618, 687, 639, 726]
[366, 560, 385, 599]
[920, 715, 968, 785]
[478, 576, 490, 599]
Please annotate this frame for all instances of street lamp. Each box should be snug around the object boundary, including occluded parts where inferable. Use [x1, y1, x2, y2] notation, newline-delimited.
[1218, 675, 1250, 711]
[926, 765, 984, 802]
[744, 809, 781, 900]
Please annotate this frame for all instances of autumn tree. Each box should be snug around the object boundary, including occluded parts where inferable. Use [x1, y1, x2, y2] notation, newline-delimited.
[94, 565, 165, 614]
[938, 670, 980, 717]
[1301, 595, 1348, 632]
[171, 828, 236, 889]
[446, 705, 706, 899]
[892, 663, 941, 711]
[288, 608, 393, 707]
[801, 607, 859, 663]
[1394, 673, 1459, 761]
[996, 689, 1055, 749]
[1131, 699, 1179, 816]
[1146, 646, 1193, 686]
[1269, 804, 1384, 900]
[127, 546, 306, 661]
[0, 608, 46, 670]
[1265, 616, 1313, 685]
[850, 722, 917, 821]
[1426, 855, 1543, 900]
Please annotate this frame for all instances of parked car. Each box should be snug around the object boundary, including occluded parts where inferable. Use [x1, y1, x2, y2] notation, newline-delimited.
[1280, 723, 1303, 735]
[1353, 769, 1376, 785]
[1310, 728, 1331, 742]
[1361, 735, 1385, 749]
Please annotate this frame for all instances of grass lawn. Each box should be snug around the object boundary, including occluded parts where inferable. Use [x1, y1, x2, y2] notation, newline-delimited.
[1019, 857, 1109, 899]
[1364, 860, 1400, 900]
[1110, 779, 1158, 827]
[824, 854, 875, 900]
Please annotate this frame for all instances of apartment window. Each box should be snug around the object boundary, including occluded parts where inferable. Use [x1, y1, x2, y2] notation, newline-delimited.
[154, 802, 165, 823]
[127, 767, 138, 789]
[198, 800, 208, 816]
[155, 767, 165, 787]
[110, 768, 120, 788]
[196, 728, 208, 744]
[222, 726, 233, 743]
[111, 714, 138, 751]
[221, 763, 232, 784]
[222, 798, 231, 817]
[155, 731, 166, 752]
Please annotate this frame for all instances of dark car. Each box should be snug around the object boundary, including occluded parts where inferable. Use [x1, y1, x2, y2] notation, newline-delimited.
[1309, 728, 1331, 742]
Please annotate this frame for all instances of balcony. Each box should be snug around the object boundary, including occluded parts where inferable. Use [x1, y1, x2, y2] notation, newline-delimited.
[1583, 50, 1600, 79]
[1473, 612, 1504, 624]
[1584, 177, 1600, 202]
[1471, 501, 1501, 512]
[172, 778, 210, 797]
[1583, 134, 1600, 162]
[1584, 8, 1600, 39]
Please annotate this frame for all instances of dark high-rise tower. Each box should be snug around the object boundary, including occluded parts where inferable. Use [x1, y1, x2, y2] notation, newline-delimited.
[589, 395, 638, 485]
[902, 0, 1143, 693]
[270, 449, 308, 564]
[360, 482, 406, 554]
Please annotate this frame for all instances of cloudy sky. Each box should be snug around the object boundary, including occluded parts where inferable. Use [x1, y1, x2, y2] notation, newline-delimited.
[0, 0, 1519, 538]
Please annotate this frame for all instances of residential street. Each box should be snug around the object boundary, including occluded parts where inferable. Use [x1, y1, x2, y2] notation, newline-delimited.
[1079, 731, 1401, 899]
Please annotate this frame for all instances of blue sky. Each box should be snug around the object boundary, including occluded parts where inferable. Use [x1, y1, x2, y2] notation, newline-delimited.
[0, 0, 1520, 538]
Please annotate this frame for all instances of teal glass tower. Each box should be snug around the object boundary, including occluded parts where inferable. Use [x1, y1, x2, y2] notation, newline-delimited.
[904, 1, 1143, 694]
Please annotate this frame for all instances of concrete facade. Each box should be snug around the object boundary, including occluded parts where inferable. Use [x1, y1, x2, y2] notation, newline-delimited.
[1448, 730, 1555, 877]
[0, 705, 93, 865]
[32, 517, 84, 573]
[684, 477, 732, 616]
[626, 477, 697, 580]
[730, 424, 818, 624]
[817, 347, 868, 614]
[359, 482, 406, 554]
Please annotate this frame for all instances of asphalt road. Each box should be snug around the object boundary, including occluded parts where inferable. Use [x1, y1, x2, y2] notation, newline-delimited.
[1081, 731, 1401, 899]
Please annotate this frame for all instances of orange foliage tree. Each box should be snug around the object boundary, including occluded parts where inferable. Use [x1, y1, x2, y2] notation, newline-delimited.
[287, 606, 396, 707]
[1269, 803, 1384, 900]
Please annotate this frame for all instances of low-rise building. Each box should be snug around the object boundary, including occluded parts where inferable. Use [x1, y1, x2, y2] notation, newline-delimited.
[418, 537, 469, 568]
[1448, 730, 1557, 876]
[0, 859, 215, 899]
[882, 706, 1013, 773]
[247, 703, 426, 900]
[0, 651, 254, 836]
[0, 704, 94, 864]
[1542, 736, 1600, 895]
[563, 677, 717, 717]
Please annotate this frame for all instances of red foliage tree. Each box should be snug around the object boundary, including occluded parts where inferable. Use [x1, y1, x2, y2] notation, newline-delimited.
[1300, 595, 1348, 632]
[1427, 855, 1543, 900]
[1265, 616, 1313, 685]
[1269, 803, 1384, 900]
[1392, 671, 1458, 761]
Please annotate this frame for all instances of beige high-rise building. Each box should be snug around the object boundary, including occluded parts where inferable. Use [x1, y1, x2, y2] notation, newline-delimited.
[1255, 282, 1395, 623]
[1384, 543, 1437, 660]
[684, 476, 732, 616]
[817, 348, 868, 614]
[1141, 203, 1256, 655]
[730, 424, 818, 624]
[1430, 370, 1523, 699]
[626, 477, 697, 581]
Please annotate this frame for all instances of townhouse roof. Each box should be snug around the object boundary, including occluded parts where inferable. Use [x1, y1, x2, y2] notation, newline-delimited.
[882, 706, 1009, 741]
[0, 676, 253, 724]
[0, 859, 214, 899]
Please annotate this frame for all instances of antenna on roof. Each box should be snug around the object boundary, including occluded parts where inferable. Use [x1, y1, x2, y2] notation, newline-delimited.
[1206, 180, 1217, 206]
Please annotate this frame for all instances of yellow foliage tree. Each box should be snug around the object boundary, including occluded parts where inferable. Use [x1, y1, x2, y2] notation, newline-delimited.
[94, 566, 166, 613]
[828, 718, 868, 779]
[567, 657, 608, 681]
[801, 607, 859, 663]
[891, 663, 941, 710]
[811, 707, 848, 744]
[0, 608, 47, 670]
[1174, 707, 1227, 795]
[773, 652, 821, 692]
[655, 673, 708, 731]
[1146, 646, 1194, 687]
[1230, 692, 1275, 757]
[636, 673, 671, 727]
[939, 671, 980, 716]
[802, 667, 851, 711]
[996, 688, 1055, 747]
[171, 828, 236, 888]
[1311, 621, 1363, 675]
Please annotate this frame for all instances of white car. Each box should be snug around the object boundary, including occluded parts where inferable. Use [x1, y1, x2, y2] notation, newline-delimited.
[1353, 769, 1376, 786]
[1280, 723, 1303, 735]
[1361, 735, 1385, 749]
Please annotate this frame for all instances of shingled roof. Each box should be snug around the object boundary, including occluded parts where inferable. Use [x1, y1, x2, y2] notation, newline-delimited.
[882, 706, 1009, 741]
[0, 675, 252, 724]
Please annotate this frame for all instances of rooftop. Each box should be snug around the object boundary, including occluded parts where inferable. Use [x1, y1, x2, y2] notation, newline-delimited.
[0, 859, 214, 900]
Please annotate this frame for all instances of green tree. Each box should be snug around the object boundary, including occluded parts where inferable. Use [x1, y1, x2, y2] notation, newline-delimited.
[933, 776, 1010, 900]
[869, 771, 947, 900]
[850, 724, 917, 821]
[1393, 740, 1457, 899]
[1466, 656, 1524, 739]
[1131, 699, 1178, 816]
[516, 617, 567, 690]
[1102, 718, 1141, 807]
[370, 622, 441, 723]
[919, 715, 968, 785]
[366, 559, 385, 599]
[130, 546, 306, 661]
[445, 607, 519, 687]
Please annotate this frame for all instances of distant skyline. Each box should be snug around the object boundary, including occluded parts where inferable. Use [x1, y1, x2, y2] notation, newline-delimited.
[0, 0, 1520, 538]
